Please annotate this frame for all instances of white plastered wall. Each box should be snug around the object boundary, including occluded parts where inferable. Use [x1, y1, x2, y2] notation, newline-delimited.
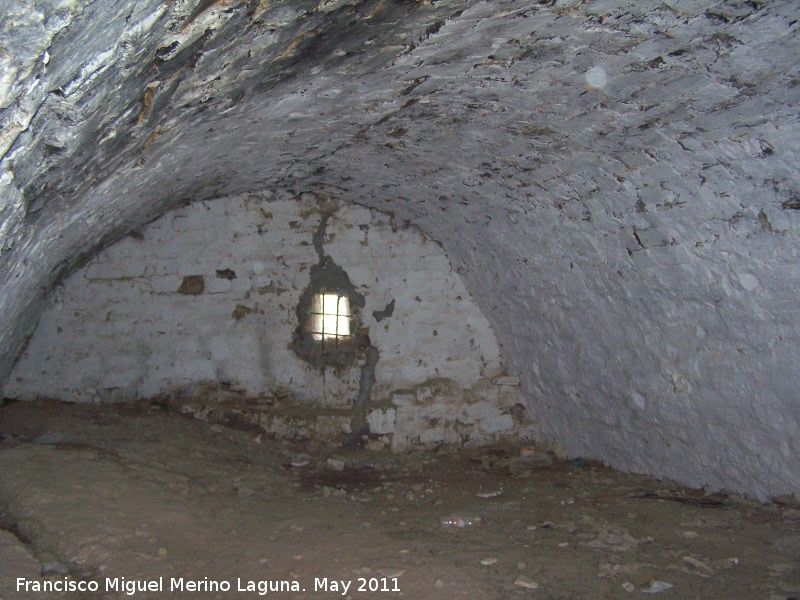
[7, 192, 529, 448]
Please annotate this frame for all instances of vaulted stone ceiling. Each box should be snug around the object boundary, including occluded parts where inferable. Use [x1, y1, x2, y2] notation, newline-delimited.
[1, 0, 799, 499]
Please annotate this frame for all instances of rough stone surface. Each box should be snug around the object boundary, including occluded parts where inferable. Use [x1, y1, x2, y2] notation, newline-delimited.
[0, 0, 799, 499]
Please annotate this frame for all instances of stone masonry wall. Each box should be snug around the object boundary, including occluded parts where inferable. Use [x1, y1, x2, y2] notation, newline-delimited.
[7, 192, 530, 450]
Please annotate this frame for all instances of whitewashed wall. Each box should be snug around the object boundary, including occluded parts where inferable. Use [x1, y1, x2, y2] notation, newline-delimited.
[7, 192, 529, 449]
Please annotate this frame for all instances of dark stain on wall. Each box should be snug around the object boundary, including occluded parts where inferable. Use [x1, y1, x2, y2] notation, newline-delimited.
[232, 304, 253, 320]
[216, 268, 237, 280]
[291, 255, 368, 373]
[292, 212, 369, 373]
[373, 299, 395, 323]
[177, 275, 205, 295]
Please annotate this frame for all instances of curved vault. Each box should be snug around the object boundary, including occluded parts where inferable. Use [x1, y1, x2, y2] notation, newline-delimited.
[0, 0, 799, 500]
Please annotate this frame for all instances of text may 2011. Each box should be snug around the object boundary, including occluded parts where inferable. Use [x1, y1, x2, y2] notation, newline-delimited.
[16, 576, 401, 596]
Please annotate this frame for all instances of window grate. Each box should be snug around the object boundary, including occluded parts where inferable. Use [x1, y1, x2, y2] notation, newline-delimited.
[308, 293, 350, 350]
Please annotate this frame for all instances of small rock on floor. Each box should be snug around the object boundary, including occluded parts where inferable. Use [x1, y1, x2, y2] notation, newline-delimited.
[327, 458, 345, 471]
[514, 575, 539, 589]
[378, 568, 405, 578]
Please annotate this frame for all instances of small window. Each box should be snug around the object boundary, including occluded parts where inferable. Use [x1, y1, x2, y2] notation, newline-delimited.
[308, 293, 350, 343]
[291, 261, 365, 370]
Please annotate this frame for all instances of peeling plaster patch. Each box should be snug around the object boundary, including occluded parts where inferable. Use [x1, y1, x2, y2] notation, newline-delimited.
[372, 299, 395, 323]
[216, 268, 236, 280]
[177, 275, 205, 295]
[232, 304, 252, 320]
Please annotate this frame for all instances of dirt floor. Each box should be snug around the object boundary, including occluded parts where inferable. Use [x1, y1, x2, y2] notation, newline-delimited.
[0, 400, 799, 600]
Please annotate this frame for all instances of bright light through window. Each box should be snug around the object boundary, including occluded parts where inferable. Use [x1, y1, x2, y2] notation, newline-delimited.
[309, 293, 350, 342]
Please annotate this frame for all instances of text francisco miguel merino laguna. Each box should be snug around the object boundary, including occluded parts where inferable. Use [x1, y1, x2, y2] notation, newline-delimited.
[17, 575, 402, 595]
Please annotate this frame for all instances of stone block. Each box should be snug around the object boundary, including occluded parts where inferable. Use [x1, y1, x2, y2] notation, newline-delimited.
[466, 401, 498, 420]
[326, 458, 345, 471]
[205, 278, 232, 294]
[418, 427, 445, 444]
[390, 434, 410, 453]
[266, 415, 309, 440]
[367, 407, 396, 434]
[151, 275, 184, 293]
[479, 414, 515, 434]
[393, 408, 425, 434]
[442, 426, 462, 445]
[390, 391, 416, 407]
[230, 277, 252, 294]
[315, 416, 351, 438]
[365, 439, 385, 451]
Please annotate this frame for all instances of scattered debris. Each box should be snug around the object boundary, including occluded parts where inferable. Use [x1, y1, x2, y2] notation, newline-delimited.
[440, 516, 482, 528]
[365, 440, 385, 451]
[377, 568, 405, 578]
[581, 532, 640, 552]
[476, 490, 502, 498]
[682, 530, 699, 538]
[682, 556, 714, 577]
[327, 458, 345, 471]
[641, 581, 673, 594]
[514, 575, 539, 589]
[0, 401, 795, 598]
